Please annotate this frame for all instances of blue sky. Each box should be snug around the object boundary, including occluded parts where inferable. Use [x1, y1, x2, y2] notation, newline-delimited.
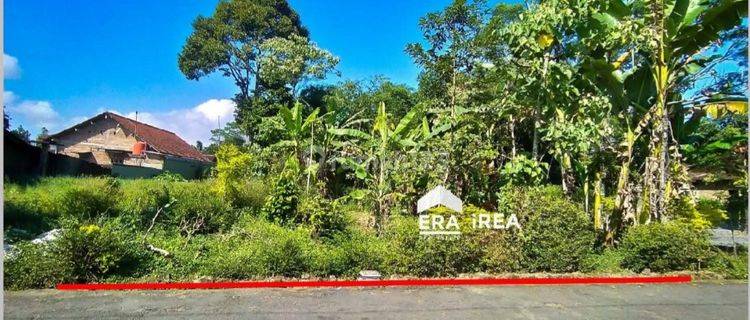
[4, 0, 504, 143]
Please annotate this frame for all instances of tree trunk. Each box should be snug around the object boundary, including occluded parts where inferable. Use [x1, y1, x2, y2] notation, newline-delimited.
[594, 171, 603, 230]
[510, 115, 517, 158]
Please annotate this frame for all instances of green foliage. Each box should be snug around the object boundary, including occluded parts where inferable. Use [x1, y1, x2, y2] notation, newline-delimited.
[51, 221, 149, 282]
[5, 177, 120, 232]
[262, 157, 301, 224]
[298, 194, 347, 238]
[178, 0, 308, 99]
[667, 196, 713, 230]
[213, 144, 269, 209]
[4, 242, 68, 290]
[259, 34, 339, 94]
[168, 181, 235, 235]
[499, 155, 549, 186]
[695, 198, 728, 227]
[707, 250, 748, 279]
[620, 222, 711, 273]
[384, 216, 483, 277]
[5, 221, 150, 289]
[499, 186, 596, 272]
[580, 249, 627, 274]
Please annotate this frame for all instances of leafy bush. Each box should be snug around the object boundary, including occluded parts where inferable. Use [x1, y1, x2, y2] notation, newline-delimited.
[213, 144, 263, 207]
[299, 194, 347, 238]
[4, 242, 68, 290]
[5, 220, 150, 288]
[167, 181, 234, 235]
[52, 221, 150, 282]
[707, 250, 748, 279]
[619, 221, 711, 273]
[695, 198, 728, 227]
[262, 157, 301, 224]
[116, 179, 172, 227]
[580, 249, 627, 274]
[667, 196, 712, 229]
[384, 215, 482, 276]
[499, 155, 549, 186]
[499, 185, 596, 272]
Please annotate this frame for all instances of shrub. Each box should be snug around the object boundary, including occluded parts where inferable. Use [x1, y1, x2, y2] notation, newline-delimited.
[167, 181, 234, 235]
[262, 157, 301, 224]
[52, 221, 150, 282]
[695, 198, 728, 227]
[707, 250, 748, 279]
[4, 242, 68, 290]
[116, 179, 172, 227]
[213, 144, 262, 208]
[499, 155, 549, 186]
[498, 185, 596, 272]
[6, 220, 150, 289]
[384, 215, 482, 276]
[299, 194, 347, 238]
[667, 196, 712, 229]
[580, 249, 627, 274]
[620, 221, 711, 273]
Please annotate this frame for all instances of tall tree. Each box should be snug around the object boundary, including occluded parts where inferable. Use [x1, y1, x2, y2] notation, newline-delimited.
[179, 0, 308, 99]
[178, 0, 311, 141]
[406, 0, 488, 187]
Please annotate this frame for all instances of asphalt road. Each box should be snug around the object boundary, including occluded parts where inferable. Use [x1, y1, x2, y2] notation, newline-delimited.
[4, 283, 747, 319]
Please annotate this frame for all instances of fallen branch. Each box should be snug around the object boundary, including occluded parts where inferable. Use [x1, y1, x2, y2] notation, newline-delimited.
[142, 199, 175, 243]
[147, 244, 171, 257]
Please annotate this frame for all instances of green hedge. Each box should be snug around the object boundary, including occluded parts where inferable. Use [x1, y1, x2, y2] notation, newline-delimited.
[619, 221, 711, 272]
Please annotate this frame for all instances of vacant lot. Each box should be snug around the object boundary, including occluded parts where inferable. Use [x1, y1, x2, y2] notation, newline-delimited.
[4, 283, 747, 319]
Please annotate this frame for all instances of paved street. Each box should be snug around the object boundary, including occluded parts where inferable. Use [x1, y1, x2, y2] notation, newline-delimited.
[4, 283, 747, 319]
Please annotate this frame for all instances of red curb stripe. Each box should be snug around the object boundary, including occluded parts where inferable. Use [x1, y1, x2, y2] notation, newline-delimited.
[57, 275, 691, 291]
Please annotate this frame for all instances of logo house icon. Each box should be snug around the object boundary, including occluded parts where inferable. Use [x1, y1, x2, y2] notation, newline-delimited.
[417, 185, 462, 235]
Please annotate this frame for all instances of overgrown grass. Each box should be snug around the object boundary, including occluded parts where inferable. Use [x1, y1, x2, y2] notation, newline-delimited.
[4, 178, 744, 289]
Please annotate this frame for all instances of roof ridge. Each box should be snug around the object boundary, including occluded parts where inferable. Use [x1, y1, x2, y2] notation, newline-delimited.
[105, 112, 177, 135]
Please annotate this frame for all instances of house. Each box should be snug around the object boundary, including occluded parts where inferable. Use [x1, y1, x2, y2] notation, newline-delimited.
[48, 112, 212, 179]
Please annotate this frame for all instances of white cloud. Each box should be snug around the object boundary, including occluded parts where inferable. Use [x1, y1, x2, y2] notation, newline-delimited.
[116, 98, 237, 145]
[4, 54, 21, 79]
[4, 91, 61, 133]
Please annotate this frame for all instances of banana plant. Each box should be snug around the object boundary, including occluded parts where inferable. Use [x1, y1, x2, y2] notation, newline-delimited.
[278, 101, 320, 192]
[584, 0, 747, 241]
[328, 102, 422, 232]
[278, 101, 320, 158]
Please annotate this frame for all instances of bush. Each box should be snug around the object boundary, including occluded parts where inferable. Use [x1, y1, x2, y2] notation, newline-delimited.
[167, 181, 234, 235]
[262, 157, 301, 224]
[299, 194, 347, 238]
[707, 250, 748, 279]
[499, 185, 596, 272]
[620, 221, 711, 273]
[4, 242, 68, 290]
[116, 179, 172, 227]
[499, 155, 549, 186]
[5, 220, 150, 288]
[384, 215, 483, 276]
[52, 221, 150, 282]
[580, 249, 627, 274]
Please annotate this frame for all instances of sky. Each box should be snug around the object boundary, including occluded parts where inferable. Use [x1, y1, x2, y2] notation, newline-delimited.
[3, 0, 505, 144]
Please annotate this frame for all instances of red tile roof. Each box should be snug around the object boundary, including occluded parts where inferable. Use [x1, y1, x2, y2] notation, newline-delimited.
[52, 112, 211, 162]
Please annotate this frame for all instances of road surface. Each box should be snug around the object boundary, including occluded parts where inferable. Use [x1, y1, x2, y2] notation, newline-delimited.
[4, 283, 747, 319]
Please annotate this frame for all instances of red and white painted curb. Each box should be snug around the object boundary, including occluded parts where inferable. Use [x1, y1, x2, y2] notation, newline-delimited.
[57, 275, 692, 291]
